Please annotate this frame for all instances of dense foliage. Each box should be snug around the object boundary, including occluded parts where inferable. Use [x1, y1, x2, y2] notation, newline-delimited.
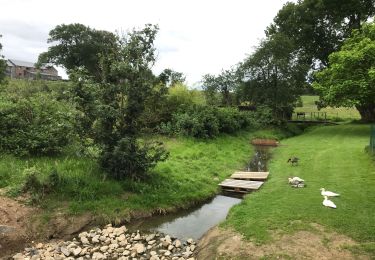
[313, 22, 375, 122]
[38, 24, 119, 82]
[159, 105, 276, 139]
[0, 94, 76, 156]
[267, 0, 375, 68]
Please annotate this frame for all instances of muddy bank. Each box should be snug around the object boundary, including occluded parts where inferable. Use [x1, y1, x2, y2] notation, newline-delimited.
[0, 195, 98, 258]
[197, 225, 369, 260]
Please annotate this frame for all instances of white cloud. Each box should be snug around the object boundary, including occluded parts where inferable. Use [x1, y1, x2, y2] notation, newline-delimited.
[0, 0, 291, 85]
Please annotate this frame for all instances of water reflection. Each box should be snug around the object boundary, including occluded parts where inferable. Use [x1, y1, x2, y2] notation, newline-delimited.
[128, 195, 241, 240]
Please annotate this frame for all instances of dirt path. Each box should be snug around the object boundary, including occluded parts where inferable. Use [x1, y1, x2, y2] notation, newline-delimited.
[197, 225, 369, 260]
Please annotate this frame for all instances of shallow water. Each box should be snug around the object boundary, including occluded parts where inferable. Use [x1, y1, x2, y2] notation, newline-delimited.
[245, 145, 272, 171]
[128, 145, 272, 240]
[128, 194, 241, 240]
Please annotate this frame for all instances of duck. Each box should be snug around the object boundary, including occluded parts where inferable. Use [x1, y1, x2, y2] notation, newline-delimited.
[288, 177, 305, 188]
[288, 177, 304, 184]
[320, 188, 340, 197]
[322, 196, 337, 209]
[287, 157, 299, 166]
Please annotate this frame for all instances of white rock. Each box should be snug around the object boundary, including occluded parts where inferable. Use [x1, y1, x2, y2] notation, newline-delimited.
[122, 250, 130, 256]
[73, 247, 82, 256]
[133, 233, 141, 240]
[145, 234, 155, 242]
[150, 256, 160, 260]
[118, 234, 126, 242]
[81, 236, 90, 245]
[60, 247, 70, 257]
[133, 243, 146, 254]
[100, 246, 109, 252]
[164, 250, 171, 256]
[13, 253, 25, 260]
[92, 252, 105, 260]
[174, 239, 182, 248]
[92, 235, 100, 243]
[190, 245, 196, 251]
[186, 238, 194, 244]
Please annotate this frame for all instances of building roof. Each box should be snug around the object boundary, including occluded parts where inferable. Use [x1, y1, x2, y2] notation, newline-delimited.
[6, 60, 14, 66]
[26, 71, 61, 78]
[8, 59, 36, 68]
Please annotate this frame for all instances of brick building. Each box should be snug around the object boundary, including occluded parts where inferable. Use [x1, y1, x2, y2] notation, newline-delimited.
[6, 59, 61, 81]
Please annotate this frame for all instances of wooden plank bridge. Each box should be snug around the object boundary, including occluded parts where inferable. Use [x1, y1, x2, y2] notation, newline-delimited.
[231, 171, 269, 180]
[219, 171, 269, 194]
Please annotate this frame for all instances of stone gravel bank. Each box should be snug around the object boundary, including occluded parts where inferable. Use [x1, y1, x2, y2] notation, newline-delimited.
[12, 224, 196, 260]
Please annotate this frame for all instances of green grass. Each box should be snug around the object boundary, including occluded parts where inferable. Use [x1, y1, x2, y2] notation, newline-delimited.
[0, 129, 287, 222]
[224, 124, 375, 249]
[294, 95, 361, 120]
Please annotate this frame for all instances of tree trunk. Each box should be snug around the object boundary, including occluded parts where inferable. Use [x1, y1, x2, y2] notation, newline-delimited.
[356, 103, 375, 122]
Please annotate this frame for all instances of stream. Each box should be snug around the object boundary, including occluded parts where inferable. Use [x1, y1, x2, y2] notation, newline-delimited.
[127, 144, 273, 240]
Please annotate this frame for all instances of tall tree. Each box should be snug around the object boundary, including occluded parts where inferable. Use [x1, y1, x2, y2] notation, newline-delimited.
[238, 33, 309, 118]
[267, 0, 375, 68]
[38, 23, 119, 82]
[96, 24, 168, 180]
[158, 68, 186, 86]
[0, 35, 6, 84]
[313, 22, 375, 122]
[202, 68, 237, 106]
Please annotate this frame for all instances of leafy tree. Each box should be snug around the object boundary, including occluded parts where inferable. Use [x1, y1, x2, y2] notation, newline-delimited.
[0, 35, 6, 84]
[201, 74, 221, 106]
[158, 68, 186, 86]
[202, 69, 237, 106]
[267, 0, 375, 68]
[238, 33, 309, 118]
[38, 24, 119, 82]
[313, 22, 375, 122]
[96, 24, 169, 180]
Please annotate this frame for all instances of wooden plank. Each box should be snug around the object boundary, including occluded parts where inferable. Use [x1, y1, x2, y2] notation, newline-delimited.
[231, 171, 269, 180]
[219, 179, 264, 190]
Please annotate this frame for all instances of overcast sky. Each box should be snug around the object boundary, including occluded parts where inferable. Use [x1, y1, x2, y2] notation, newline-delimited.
[0, 0, 291, 86]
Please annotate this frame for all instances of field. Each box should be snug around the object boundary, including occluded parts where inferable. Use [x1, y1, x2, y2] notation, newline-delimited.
[294, 96, 361, 121]
[224, 124, 375, 256]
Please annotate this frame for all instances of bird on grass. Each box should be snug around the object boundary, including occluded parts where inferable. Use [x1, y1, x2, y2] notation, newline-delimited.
[320, 188, 340, 197]
[288, 177, 305, 187]
[287, 157, 299, 166]
[322, 196, 337, 209]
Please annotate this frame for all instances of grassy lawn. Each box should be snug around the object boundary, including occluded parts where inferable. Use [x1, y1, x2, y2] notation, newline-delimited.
[224, 124, 375, 253]
[294, 95, 360, 121]
[0, 129, 287, 222]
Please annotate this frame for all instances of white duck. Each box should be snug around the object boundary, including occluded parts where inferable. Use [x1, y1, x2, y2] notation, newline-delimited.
[288, 177, 304, 184]
[320, 188, 340, 197]
[322, 196, 337, 209]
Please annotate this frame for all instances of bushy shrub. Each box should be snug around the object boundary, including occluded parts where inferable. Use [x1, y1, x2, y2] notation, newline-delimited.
[160, 104, 283, 139]
[216, 107, 250, 133]
[173, 105, 220, 138]
[100, 137, 169, 180]
[0, 94, 76, 156]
